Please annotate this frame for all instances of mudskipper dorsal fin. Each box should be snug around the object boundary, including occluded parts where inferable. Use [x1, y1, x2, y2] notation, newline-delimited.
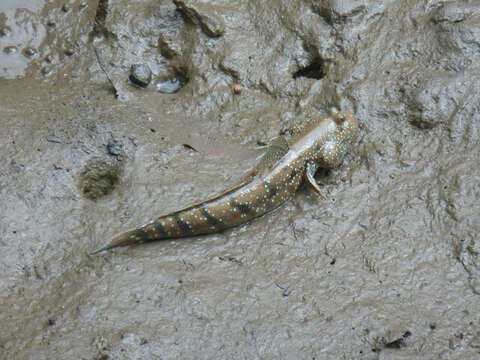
[289, 114, 328, 141]
[247, 136, 289, 179]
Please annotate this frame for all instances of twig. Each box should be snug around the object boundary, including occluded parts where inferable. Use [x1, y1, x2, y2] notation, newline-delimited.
[93, 46, 118, 98]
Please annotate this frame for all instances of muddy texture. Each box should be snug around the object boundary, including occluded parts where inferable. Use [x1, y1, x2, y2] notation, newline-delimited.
[1, 0, 479, 359]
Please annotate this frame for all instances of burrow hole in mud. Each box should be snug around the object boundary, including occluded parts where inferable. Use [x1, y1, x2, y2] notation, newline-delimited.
[175, 66, 189, 84]
[293, 56, 325, 80]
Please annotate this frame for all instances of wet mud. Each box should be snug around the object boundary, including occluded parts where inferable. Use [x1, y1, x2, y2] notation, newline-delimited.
[1, 0, 479, 359]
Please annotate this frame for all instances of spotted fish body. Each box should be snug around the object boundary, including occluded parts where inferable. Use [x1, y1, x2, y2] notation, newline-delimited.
[93, 109, 358, 253]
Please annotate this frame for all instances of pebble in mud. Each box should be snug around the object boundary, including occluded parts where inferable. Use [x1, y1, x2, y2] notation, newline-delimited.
[232, 83, 242, 94]
[22, 47, 38, 58]
[107, 140, 123, 156]
[41, 67, 53, 77]
[3, 46, 17, 54]
[45, 54, 55, 64]
[129, 64, 152, 88]
[64, 48, 75, 56]
[77, 158, 122, 200]
[0, 26, 11, 37]
[156, 78, 184, 94]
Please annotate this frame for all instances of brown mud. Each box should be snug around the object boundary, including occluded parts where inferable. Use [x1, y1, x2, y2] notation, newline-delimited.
[1, 0, 479, 359]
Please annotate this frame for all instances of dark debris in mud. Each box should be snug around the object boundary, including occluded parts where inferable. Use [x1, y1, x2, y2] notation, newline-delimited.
[77, 158, 122, 200]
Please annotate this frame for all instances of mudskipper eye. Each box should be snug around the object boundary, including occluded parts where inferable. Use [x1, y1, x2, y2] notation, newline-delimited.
[332, 111, 345, 125]
[329, 106, 339, 116]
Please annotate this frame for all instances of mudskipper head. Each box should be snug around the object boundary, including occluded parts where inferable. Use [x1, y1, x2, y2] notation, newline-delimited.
[315, 107, 359, 168]
[329, 107, 358, 146]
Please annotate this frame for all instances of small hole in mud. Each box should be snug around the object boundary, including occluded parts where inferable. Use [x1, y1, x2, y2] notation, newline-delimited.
[293, 57, 325, 80]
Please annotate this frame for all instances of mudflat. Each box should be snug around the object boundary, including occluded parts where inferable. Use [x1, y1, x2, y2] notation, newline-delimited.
[1, 1, 479, 359]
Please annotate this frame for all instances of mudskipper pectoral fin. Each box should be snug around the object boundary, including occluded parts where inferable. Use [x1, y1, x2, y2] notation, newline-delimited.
[306, 162, 327, 200]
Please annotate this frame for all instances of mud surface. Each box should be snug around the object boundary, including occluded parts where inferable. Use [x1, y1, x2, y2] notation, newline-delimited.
[1, 0, 479, 359]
